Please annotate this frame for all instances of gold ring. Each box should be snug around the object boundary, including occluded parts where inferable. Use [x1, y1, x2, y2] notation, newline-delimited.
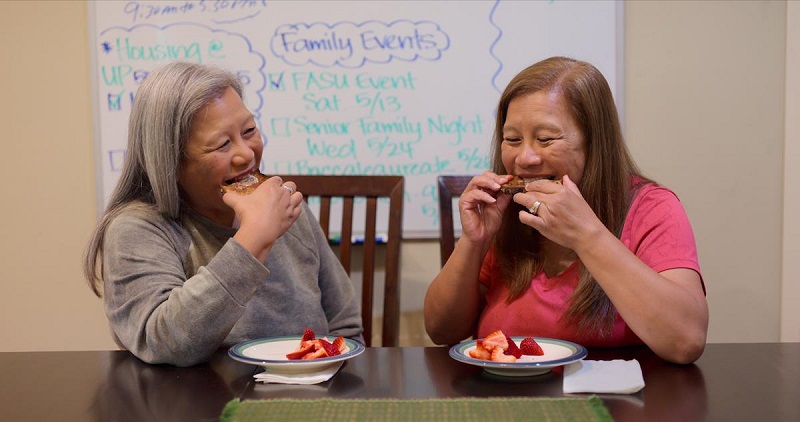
[529, 200, 542, 216]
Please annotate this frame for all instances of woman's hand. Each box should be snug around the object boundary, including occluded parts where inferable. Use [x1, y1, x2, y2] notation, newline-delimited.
[458, 171, 515, 245]
[515, 175, 708, 363]
[513, 175, 605, 250]
[223, 176, 303, 261]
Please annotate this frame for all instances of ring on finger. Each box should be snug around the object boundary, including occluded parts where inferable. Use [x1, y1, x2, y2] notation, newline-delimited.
[529, 200, 542, 216]
[281, 184, 295, 194]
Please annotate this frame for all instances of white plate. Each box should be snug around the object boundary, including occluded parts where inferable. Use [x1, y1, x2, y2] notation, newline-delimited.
[449, 336, 587, 377]
[228, 336, 364, 374]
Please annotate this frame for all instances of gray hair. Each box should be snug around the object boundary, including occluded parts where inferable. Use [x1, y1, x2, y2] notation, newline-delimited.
[84, 62, 244, 296]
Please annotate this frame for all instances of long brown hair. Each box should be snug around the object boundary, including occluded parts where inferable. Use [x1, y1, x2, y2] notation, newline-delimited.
[489, 56, 648, 335]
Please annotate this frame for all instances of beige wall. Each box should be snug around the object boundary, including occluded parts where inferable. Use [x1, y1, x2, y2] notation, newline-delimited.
[782, 0, 800, 342]
[0, 0, 112, 350]
[0, 1, 794, 352]
[625, 1, 787, 342]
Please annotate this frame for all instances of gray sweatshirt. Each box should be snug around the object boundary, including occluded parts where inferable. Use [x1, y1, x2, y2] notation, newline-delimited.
[102, 201, 363, 366]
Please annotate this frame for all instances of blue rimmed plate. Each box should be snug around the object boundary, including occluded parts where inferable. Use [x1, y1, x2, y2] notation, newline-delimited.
[228, 336, 364, 374]
[449, 336, 587, 377]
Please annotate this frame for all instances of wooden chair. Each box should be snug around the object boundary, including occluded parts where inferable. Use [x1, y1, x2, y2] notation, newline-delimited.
[278, 175, 404, 347]
[437, 175, 473, 267]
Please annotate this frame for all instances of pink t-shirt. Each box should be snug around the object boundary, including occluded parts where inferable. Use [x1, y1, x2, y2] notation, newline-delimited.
[476, 181, 702, 348]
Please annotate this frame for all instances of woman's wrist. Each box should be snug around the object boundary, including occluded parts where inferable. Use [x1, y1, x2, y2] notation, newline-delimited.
[232, 231, 272, 262]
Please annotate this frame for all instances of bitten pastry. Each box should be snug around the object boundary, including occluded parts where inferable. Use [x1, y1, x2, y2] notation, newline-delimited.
[220, 171, 268, 195]
[500, 176, 527, 194]
[500, 176, 561, 194]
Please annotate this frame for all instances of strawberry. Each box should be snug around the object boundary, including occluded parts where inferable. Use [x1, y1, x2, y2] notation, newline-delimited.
[482, 330, 509, 351]
[520, 337, 544, 356]
[286, 328, 319, 360]
[504, 334, 522, 358]
[301, 347, 328, 360]
[332, 336, 346, 353]
[285, 341, 315, 360]
[469, 343, 492, 360]
[491, 346, 517, 362]
[317, 338, 341, 357]
[301, 327, 316, 342]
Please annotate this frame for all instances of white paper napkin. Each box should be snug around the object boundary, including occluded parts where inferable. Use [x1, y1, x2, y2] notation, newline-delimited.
[563, 359, 645, 394]
[253, 362, 343, 385]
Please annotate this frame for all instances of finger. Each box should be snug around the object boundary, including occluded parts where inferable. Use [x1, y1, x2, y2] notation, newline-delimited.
[527, 178, 563, 194]
[290, 191, 304, 206]
[562, 175, 581, 194]
[512, 192, 537, 208]
[518, 210, 542, 229]
[528, 200, 543, 216]
[280, 181, 297, 195]
[221, 190, 239, 208]
[462, 184, 501, 203]
[290, 205, 302, 219]
[469, 174, 505, 193]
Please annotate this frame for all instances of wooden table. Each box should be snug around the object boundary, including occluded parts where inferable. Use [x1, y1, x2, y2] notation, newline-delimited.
[1, 343, 798, 421]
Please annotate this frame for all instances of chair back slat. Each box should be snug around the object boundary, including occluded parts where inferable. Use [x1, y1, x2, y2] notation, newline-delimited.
[340, 197, 354, 274]
[361, 197, 378, 346]
[318, 197, 332, 239]
[437, 175, 473, 267]
[276, 175, 404, 347]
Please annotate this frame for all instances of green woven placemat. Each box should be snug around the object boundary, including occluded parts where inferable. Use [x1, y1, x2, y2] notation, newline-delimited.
[220, 396, 613, 422]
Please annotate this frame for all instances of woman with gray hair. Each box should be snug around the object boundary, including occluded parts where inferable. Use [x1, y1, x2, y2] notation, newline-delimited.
[84, 61, 363, 366]
[424, 56, 708, 364]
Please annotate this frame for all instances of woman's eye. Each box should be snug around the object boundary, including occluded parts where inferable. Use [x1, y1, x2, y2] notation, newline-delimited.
[502, 137, 521, 144]
[218, 140, 231, 150]
[537, 137, 554, 143]
[243, 127, 257, 137]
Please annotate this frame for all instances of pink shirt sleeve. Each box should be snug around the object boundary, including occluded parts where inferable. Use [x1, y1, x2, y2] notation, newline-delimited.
[621, 183, 703, 287]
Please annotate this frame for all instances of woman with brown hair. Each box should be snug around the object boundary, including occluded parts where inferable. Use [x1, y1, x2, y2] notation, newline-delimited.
[424, 56, 707, 364]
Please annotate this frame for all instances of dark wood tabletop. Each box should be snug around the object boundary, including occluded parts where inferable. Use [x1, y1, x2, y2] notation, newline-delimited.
[1, 343, 798, 421]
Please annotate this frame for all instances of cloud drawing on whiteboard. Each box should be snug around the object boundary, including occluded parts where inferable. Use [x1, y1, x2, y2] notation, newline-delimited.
[97, 22, 267, 120]
[270, 20, 450, 68]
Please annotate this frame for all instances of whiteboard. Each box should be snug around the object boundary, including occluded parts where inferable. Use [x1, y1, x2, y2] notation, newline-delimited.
[89, 0, 623, 238]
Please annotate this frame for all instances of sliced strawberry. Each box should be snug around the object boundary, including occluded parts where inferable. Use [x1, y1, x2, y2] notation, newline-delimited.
[301, 347, 328, 360]
[301, 328, 316, 342]
[520, 337, 544, 356]
[332, 336, 346, 353]
[490, 346, 517, 362]
[482, 330, 509, 351]
[504, 334, 522, 358]
[317, 338, 341, 357]
[285, 341, 315, 360]
[469, 343, 492, 360]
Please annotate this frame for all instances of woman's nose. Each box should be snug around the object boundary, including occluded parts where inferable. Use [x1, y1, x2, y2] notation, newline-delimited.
[231, 138, 255, 164]
[517, 142, 542, 166]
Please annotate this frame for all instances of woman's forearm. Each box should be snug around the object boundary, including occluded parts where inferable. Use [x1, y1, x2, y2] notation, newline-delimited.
[576, 228, 708, 363]
[424, 238, 490, 344]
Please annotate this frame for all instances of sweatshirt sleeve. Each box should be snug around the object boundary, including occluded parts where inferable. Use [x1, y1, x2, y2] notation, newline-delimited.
[102, 211, 270, 366]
